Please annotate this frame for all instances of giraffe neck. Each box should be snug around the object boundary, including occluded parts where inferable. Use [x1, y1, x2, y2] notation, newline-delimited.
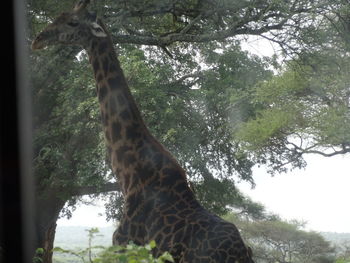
[85, 30, 189, 197]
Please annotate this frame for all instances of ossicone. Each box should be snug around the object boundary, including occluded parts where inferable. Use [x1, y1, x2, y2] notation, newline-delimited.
[73, 0, 90, 13]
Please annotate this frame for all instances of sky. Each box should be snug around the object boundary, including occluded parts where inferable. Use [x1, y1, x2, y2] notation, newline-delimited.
[58, 36, 350, 233]
[238, 154, 350, 233]
[58, 154, 350, 233]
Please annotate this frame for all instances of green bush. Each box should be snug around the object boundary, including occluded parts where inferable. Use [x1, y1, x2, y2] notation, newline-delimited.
[53, 228, 174, 263]
[94, 241, 173, 263]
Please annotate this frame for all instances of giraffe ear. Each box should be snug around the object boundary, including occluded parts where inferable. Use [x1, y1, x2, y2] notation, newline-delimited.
[90, 22, 107, 37]
[74, 0, 90, 13]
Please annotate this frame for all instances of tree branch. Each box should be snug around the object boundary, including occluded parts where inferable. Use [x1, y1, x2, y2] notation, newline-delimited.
[166, 72, 203, 86]
[69, 182, 120, 196]
[108, 1, 311, 47]
[286, 140, 350, 157]
[302, 147, 350, 157]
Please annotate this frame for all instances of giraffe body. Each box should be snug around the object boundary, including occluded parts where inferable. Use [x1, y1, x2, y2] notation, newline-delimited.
[32, 1, 254, 262]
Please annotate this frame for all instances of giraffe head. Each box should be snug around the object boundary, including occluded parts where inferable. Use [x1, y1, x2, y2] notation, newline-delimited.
[31, 0, 107, 50]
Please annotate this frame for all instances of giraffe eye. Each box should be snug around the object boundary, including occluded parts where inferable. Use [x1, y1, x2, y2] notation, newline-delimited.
[67, 21, 79, 27]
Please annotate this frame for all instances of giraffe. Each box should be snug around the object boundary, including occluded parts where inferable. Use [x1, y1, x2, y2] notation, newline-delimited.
[31, 1, 255, 262]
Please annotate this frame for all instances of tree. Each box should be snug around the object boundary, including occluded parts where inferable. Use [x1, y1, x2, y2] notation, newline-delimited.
[30, 46, 120, 262]
[29, 30, 270, 263]
[335, 242, 350, 263]
[234, 2, 350, 173]
[227, 217, 335, 263]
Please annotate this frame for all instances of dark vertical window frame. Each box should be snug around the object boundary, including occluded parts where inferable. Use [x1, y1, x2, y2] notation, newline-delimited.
[0, 0, 35, 262]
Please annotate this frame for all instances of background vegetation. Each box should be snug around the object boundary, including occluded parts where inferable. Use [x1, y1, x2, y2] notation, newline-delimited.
[52, 224, 350, 263]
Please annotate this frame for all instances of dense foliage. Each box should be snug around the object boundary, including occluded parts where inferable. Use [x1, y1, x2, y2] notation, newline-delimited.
[235, 9, 350, 172]
[29, 1, 277, 219]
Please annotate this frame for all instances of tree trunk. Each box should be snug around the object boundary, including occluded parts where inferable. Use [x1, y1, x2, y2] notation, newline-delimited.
[32, 183, 119, 263]
[42, 222, 57, 263]
[33, 190, 66, 263]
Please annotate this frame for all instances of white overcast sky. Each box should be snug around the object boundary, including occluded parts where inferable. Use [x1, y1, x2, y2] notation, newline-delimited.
[58, 154, 350, 233]
[58, 37, 350, 233]
[239, 154, 350, 233]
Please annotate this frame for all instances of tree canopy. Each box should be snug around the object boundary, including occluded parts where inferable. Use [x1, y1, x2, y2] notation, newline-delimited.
[224, 215, 336, 263]
[234, 1, 350, 173]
